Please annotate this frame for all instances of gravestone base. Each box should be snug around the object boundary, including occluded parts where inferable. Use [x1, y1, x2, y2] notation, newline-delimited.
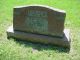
[7, 25, 70, 48]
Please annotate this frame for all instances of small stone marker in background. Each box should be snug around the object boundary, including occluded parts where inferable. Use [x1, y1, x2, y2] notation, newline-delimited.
[7, 5, 70, 48]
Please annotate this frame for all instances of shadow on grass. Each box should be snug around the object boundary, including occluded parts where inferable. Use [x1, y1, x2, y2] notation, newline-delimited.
[11, 38, 70, 53]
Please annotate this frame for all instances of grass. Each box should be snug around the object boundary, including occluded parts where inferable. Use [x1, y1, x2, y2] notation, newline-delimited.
[0, 0, 80, 60]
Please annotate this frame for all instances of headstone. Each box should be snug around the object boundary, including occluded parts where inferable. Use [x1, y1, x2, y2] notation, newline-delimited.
[7, 5, 70, 48]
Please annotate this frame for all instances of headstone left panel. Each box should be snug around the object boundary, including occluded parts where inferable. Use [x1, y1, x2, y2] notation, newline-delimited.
[13, 7, 26, 31]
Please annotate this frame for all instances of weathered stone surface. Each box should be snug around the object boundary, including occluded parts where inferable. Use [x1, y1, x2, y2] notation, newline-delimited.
[7, 26, 70, 48]
[13, 5, 66, 37]
[7, 5, 70, 48]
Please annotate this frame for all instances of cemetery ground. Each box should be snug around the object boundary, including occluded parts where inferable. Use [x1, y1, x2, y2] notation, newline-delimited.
[0, 0, 80, 60]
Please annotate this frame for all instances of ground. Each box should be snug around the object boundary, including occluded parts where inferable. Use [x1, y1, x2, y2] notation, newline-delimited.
[0, 0, 80, 60]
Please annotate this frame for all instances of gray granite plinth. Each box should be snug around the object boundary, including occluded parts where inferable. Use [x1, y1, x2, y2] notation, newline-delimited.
[7, 26, 70, 48]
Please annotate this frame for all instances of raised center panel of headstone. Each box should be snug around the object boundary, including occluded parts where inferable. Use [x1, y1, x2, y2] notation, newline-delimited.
[25, 10, 48, 33]
[13, 5, 66, 37]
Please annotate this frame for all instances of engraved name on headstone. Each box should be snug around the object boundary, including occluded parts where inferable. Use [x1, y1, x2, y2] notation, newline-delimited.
[25, 10, 48, 33]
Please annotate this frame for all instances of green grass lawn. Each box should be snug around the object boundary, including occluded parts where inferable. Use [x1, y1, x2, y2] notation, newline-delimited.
[0, 0, 80, 60]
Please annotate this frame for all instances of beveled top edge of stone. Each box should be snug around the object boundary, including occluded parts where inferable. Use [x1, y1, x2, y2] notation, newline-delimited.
[14, 5, 66, 13]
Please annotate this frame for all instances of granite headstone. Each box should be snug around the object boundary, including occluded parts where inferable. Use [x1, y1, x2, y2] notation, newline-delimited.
[7, 5, 70, 48]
